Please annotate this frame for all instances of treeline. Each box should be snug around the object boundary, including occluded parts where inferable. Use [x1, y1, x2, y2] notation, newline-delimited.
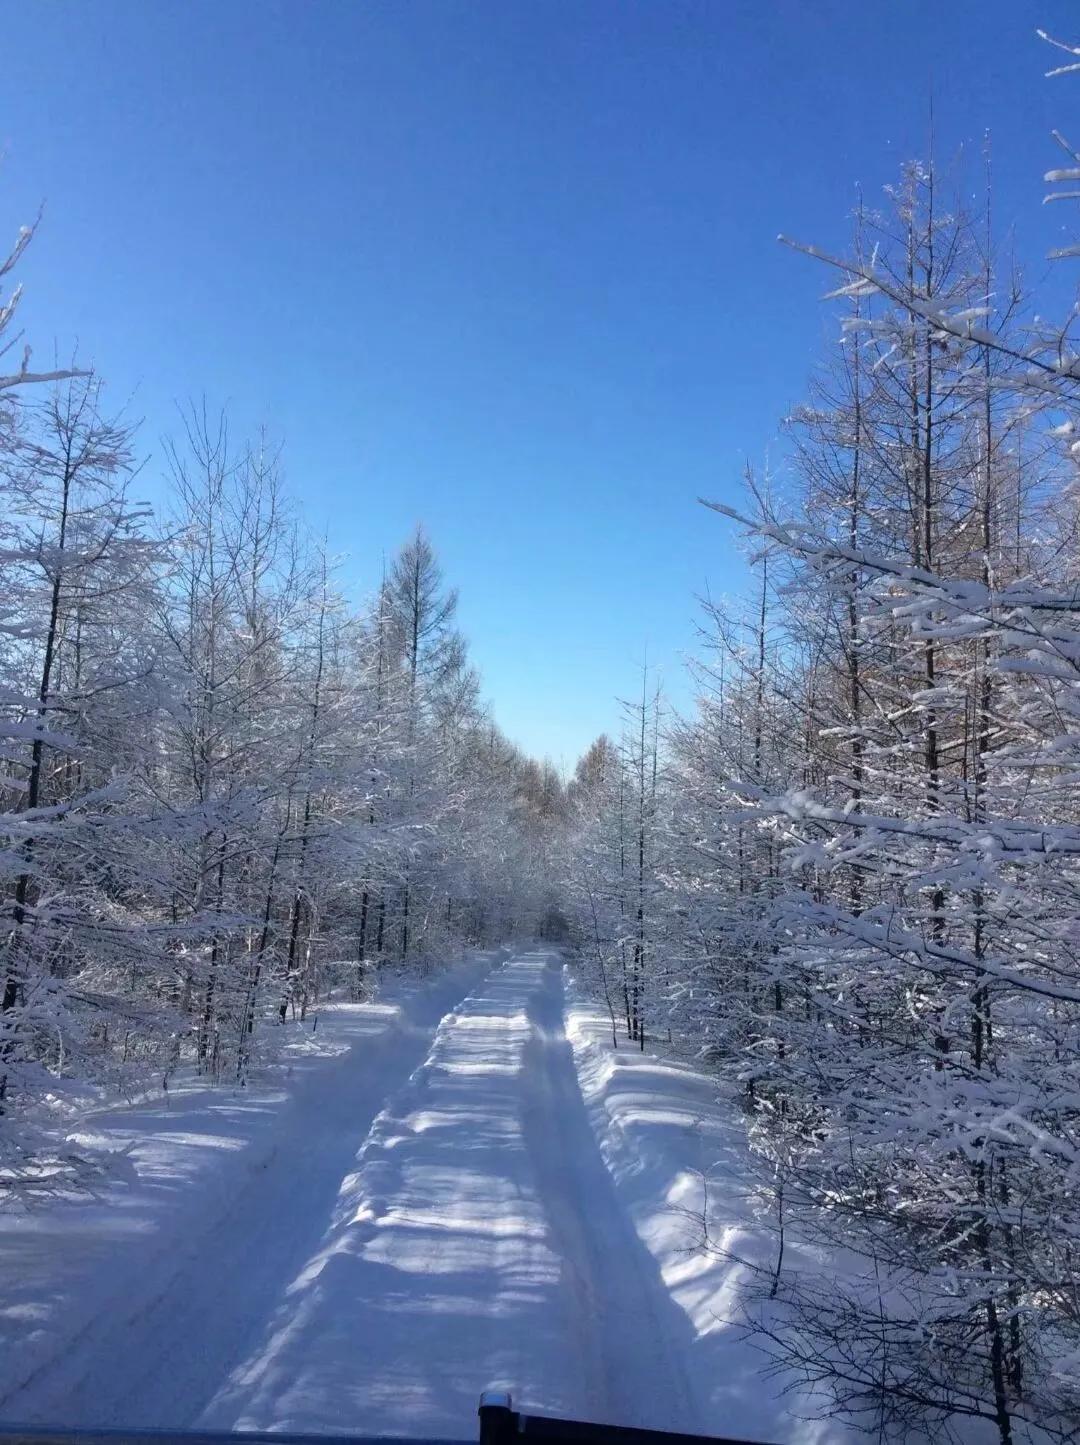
[562, 45, 1080, 1445]
[0, 227, 564, 1191]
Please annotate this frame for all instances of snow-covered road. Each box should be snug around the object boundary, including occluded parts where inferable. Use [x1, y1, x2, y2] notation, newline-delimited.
[2, 950, 840, 1442]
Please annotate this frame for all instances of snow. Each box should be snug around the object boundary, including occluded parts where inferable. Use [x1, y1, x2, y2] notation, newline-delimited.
[564, 994, 840, 1444]
[0, 951, 504, 1429]
[0, 949, 841, 1442]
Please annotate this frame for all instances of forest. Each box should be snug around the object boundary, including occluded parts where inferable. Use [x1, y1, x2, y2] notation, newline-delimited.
[3, 19, 1080, 1445]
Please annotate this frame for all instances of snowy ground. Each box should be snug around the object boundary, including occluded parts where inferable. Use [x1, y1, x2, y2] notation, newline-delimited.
[1, 949, 842, 1442]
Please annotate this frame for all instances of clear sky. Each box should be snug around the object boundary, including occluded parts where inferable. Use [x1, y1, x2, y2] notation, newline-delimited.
[2, 1, 1072, 767]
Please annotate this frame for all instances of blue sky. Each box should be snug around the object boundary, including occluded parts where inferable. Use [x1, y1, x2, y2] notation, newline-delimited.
[2, 1, 1072, 767]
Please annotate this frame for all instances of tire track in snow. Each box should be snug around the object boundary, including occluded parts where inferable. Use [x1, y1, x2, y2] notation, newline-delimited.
[209, 951, 706, 1440]
[520, 960, 703, 1434]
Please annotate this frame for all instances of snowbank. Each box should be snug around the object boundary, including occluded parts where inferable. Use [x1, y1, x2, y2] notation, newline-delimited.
[565, 975, 846, 1445]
